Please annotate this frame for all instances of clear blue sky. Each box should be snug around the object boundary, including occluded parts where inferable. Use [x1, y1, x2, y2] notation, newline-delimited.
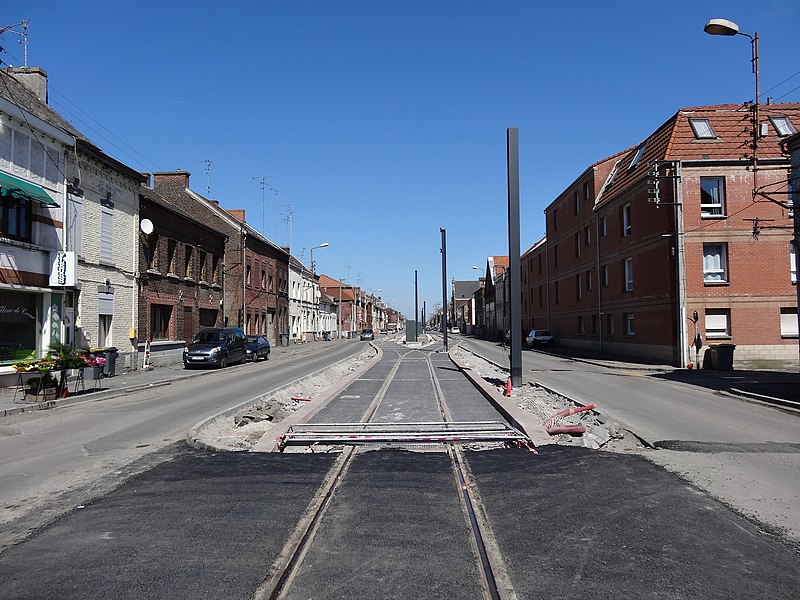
[5, 1, 799, 320]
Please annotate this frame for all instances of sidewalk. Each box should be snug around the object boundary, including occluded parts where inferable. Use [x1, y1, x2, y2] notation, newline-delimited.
[541, 345, 800, 407]
[0, 339, 353, 418]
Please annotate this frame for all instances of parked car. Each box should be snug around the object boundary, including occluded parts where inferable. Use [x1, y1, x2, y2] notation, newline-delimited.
[245, 335, 271, 361]
[183, 328, 246, 368]
[450, 327, 460, 334]
[360, 328, 374, 341]
[526, 329, 554, 347]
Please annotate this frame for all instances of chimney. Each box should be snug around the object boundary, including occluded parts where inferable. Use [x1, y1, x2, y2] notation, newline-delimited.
[7, 67, 48, 103]
[226, 209, 246, 222]
[152, 171, 191, 190]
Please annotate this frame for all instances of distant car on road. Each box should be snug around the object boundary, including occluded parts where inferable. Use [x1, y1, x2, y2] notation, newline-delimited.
[450, 327, 460, 334]
[526, 329, 554, 347]
[360, 328, 374, 341]
[183, 328, 246, 368]
[245, 335, 270, 361]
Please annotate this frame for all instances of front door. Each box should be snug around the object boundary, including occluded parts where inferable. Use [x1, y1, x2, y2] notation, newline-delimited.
[183, 307, 193, 345]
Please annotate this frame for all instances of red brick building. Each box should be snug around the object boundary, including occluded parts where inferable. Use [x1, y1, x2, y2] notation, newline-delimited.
[150, 172, 290, 346]
[523, 103, 799, 368]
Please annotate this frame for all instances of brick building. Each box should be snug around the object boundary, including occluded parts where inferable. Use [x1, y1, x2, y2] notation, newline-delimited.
[137, 186, 226, 364]
[319, 274, 356, 337]
[523, 103, 799, 368]
[150, 172, 289, 346]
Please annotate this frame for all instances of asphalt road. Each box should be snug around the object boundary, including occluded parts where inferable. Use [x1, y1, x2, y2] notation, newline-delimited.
[1, 338, 798, 599]
[0, 339, 365, 550]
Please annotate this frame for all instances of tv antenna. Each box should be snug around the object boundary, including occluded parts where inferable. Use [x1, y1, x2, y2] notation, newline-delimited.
[283, 204, 294, 251]
[0, 20, 30, 67]
[252, 175, 276, 237]
[202, 160, 212, 197]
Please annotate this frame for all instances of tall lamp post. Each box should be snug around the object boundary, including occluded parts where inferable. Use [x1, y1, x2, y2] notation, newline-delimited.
[309, 242, 329, 274]
[704, 18, 760, 195]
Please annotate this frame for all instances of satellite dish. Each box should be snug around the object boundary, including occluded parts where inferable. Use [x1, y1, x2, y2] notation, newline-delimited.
[140, 219, 154, 235]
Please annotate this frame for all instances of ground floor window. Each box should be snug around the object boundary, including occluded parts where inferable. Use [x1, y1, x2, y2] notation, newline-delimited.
[780, 308, 798, 338]
[705, 308, 730, 339]
[0, 291, 38, 363]
[624, 313, 635, 336]
[98, 314, 112, 347]
[199, 308, 218, 329]
[151, 304, 172, 340]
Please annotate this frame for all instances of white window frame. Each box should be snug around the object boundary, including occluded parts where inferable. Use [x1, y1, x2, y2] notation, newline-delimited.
[700, 177, 726, 217]
[100, 206, 114, 264]
[624, 258, 633, 292]
[622, 204, 632, 236]
[624, 313, 635, 336]
[780, 307, 798, 338]
[689, 118, 716, 139]
[602, 264, 609, 287]
[791, 243, 797, 284]
[629, 143, 646, 170]
[703, 243, 728, 283]
[67, 193, 83, 257]
[770, 116, 797, 137]
[705, 309, 730, 339]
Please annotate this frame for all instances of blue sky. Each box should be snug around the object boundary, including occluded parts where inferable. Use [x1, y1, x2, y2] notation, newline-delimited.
[4, 1, 799, 319]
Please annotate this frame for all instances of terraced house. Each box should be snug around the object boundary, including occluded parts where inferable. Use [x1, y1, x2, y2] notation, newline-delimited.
[523, 103, 799, 369]
[0, 67, 145, 381]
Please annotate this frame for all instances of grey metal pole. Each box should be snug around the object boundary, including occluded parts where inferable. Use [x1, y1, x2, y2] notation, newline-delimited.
[441, 228, 448, 352]
[507, 128, 522, 387]
[414, 269, 418, 342]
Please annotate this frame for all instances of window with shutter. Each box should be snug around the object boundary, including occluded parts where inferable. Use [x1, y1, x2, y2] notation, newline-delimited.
[705, 309, 730, 338]
[780, 308, 798, 337]
[67, 193, 83, 256]
[100, 207, 114, 264]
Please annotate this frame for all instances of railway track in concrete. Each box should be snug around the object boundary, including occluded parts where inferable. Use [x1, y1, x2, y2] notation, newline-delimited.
[255, 343, 528, 600]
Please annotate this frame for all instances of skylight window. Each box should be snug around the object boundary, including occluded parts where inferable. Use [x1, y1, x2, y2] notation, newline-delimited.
[770, 116, 797, 137]
[629, 142, 647, 170]
[689, 118, 716, 139]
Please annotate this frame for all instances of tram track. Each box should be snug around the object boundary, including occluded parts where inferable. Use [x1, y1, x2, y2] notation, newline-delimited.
[254, 343, 523, 600]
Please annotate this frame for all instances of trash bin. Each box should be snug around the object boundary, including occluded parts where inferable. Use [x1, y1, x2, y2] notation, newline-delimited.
[715, 343, 736, 371]
[280, 333, 289, 347]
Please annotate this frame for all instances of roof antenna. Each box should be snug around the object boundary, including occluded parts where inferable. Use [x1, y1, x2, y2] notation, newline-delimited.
[0, 20, 29, 67]
[202, 160, 211, 197]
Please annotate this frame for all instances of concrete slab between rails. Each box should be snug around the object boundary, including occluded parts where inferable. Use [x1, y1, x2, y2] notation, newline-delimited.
[448, 348, 554, 447]
[186, 344, 383, 453]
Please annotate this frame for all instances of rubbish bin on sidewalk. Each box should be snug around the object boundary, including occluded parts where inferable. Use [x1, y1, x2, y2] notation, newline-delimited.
[715, 343, 736, 371]
[89, 347, 119, 377]
[280, 333, 289, 347]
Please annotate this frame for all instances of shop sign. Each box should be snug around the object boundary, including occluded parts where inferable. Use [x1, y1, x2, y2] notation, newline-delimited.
[49, 251, 77, 287]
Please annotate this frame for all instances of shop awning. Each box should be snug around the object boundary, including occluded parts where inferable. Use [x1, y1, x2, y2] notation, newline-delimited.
[0, 171, 59, 207]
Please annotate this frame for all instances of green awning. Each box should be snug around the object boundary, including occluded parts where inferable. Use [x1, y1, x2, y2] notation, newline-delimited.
[0, 171, 59, 207]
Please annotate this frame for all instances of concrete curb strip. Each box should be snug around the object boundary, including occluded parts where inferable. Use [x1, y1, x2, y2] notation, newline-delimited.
[447, 346, 554, 447]
[187, 344, 382, 453]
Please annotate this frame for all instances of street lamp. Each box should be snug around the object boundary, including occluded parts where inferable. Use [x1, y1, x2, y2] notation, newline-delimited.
[309, 242, 329, 274]
[704, 18, 760, 194]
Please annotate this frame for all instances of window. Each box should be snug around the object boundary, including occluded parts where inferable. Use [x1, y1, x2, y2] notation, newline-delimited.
[780, 308, 798, 338]
[554, 244, 559, 268]
[591, 314, 598, 335]
[601, 216, 607, 238]
[555, 280, 560, 304]
[624, 258, 634, 292]
[576, 274, 582, 301]
[689, 118, 716, 139]
[199, 250, 207, 282]
[703, 243, 728, 283]
[167, 240, 177, 274]
[602, 264, 609, 287]
[538, 254, 542, 274]
[151, 304, 172, 340]
[700, 177, 726, 217]
[98, 315, 112, 347]
[586, 270, 592, 291]
[574, 191, 579, 216]
[607, 314, 615, 337]
[705, 309, 730, 338]
[585, 225, 591, 245]
[246, 264, 252, 285]
[575, 233, 581, 258]
[624, 313, 635, 336]
[184, 245, 194, 278]
[100, 207, 114, 264]
[629, 142, 647, 170]
[261, 269, 267, 289]
[583, 181, 590, 202]
[212, 255, 220, 285]
[791, 243, 797, 284]
[578, 315, 585, 335]
[553, 209, 558, 231]
[66, 193, 83, 255]
[0, 195, 32, 242]
[622, 203, 632, 236]
[770, 116, 797, 137]
[538, 285, 543, 306]
[268, 274, 274, 291]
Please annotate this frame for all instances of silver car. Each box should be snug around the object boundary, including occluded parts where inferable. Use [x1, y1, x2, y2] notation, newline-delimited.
[526, 329, 554, 347]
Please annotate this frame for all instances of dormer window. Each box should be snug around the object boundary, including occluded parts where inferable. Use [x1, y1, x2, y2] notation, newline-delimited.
[770, 116, 797, 137]
[689, 118, 716, 139]
[629, 142, 647, 170]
